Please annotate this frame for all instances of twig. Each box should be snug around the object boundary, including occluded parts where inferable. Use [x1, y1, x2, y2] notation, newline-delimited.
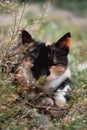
[16, 1, 26, 29]
[8, 14, 17, 47]
[4, 1, 27, 57]
[25, 102, 68, 112]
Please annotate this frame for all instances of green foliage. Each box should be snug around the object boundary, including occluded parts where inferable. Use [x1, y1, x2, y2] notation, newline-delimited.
[53, 0, 87, 17]
[38, 75, 46, 84]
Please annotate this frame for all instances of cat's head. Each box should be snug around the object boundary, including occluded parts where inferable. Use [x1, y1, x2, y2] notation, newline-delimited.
[8, 29, 71, 79]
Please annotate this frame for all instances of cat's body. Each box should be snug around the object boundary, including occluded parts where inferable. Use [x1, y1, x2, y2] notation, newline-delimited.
[8, 29, 72, 107]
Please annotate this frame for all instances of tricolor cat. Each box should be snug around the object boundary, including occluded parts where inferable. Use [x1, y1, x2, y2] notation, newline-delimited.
[8, 30, 72, 107]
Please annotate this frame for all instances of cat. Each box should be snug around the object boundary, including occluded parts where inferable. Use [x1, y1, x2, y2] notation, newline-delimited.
[8, 29, 72, 107]
[40, 32, 72, 107]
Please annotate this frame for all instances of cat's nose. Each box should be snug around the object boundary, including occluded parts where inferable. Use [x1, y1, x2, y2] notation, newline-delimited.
[41, 68, 47, 75]
[41, 68, 50, 76]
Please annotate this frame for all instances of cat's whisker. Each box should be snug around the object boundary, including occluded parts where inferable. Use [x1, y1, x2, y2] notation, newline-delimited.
[54, 50, 68, 57]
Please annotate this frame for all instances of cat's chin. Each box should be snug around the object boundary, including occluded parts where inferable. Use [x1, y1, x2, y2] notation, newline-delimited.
[40, 68, 71, 92]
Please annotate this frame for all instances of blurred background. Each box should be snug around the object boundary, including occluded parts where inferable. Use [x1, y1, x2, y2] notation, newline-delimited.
[0, 0, 87, 70]
[0, 0, 87, 129]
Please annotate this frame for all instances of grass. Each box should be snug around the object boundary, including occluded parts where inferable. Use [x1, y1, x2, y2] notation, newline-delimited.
[53, 0, 87, 17]
[0, 1, 87, 130]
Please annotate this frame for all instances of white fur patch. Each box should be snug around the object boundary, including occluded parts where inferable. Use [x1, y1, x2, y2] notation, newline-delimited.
[54, 85, 71, 104]
[54, 84, 71, 107]
[18, 66, 33, 84]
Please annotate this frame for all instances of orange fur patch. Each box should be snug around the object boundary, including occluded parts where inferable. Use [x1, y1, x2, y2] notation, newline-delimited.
[23, 57, 33, 68]
[46, 41, 51, 46]
[16, 68, 25, 86]
[61, 37, 71, 47]
[49, 66, 66, 76]
[46, 66, 66, 82]
[16, 57, 33, 87]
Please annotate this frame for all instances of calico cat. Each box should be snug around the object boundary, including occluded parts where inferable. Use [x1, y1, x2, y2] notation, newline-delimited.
[8, 29, 72, 107]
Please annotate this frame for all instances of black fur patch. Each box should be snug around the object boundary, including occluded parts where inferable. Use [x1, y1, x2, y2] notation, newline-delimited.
[31, 43, 50, 79]
[53, 78, 72, 92]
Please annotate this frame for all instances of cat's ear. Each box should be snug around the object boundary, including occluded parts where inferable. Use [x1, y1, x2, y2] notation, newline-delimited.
[21, 30, 32, 44]
[55, 32, 71, 48]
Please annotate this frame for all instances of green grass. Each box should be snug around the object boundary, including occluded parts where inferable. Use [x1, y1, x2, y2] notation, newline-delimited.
[53, 0, 87, 17]
[0, 1, 87, 130]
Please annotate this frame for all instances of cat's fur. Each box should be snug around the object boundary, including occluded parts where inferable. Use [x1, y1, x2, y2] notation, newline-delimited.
[8, 29, 72, 107]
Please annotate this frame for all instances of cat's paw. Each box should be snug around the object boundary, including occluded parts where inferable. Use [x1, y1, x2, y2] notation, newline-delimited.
[41, 97, 54, 107]
[55, 99, 66, 108]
